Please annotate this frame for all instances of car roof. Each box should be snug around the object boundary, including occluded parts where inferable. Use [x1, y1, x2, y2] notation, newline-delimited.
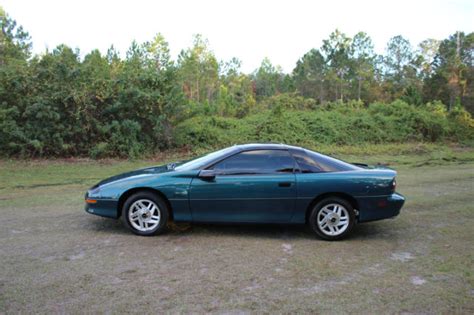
[234, 143, 303, 151]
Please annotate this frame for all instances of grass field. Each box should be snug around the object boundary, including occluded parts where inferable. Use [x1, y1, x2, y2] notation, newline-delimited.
[0, 145, 473, 313]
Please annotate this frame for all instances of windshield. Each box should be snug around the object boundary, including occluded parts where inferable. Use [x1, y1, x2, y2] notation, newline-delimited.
[174, 147, 236, 171]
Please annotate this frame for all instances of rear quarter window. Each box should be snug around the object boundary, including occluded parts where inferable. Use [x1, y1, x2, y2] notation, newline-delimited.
[291, 149, 359, 173]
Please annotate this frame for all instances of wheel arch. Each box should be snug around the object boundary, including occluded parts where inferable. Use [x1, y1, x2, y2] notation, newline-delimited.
[305, 192, 359, 223]
[117, 187, 173, 220]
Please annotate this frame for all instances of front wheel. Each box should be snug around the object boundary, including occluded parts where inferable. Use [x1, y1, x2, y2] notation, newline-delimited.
[121, 192, 169, 236]
[309, 197, 356, 241]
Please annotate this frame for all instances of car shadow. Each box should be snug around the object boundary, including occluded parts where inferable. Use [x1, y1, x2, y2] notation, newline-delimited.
[85, 216, 402, 241]
[85, 217, 316, 240]
[182, 223, 316, 240]
[185, 222, 401, 241]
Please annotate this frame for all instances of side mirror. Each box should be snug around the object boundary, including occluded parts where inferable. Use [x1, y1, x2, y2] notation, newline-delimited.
[198, 169, 216, 181]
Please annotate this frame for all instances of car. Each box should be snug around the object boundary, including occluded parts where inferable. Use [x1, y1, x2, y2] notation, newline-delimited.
[85, 143, 405, 240]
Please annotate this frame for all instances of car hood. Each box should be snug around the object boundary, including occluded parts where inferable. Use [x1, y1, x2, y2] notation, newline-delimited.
[94, 165, 171, 188]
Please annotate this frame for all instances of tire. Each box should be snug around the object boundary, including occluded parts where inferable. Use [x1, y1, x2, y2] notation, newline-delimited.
[308, 197, 356, 241]
[121, 191, 169, 236]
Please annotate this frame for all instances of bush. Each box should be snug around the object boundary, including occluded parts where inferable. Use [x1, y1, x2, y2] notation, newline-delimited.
[2, 93, 473, 158]
[90, 120, 144, 158]
[174, 100, 474, 151]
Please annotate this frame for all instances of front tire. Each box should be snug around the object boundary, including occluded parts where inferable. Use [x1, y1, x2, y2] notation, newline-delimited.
[309, 197, 356, 241]
[121, 192, 169, 236]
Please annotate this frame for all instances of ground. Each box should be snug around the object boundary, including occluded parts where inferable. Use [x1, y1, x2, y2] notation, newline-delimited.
[0, 146, 473, 313]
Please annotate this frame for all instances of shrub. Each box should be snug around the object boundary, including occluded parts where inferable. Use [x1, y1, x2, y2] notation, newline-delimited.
[174, 100, 474, 152]
[90, 120, 144, 158]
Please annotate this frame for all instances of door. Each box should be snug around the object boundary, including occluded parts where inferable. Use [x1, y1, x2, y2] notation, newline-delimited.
[189, 149, 297, 223]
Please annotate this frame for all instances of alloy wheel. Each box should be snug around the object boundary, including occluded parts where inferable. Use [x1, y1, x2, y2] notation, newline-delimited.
[317, 203, 350, 236]
[128, 199, 161, 232]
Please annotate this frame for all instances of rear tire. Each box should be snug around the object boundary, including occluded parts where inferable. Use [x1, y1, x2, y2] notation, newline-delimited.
[309, 197, 356, 241]
[121, 191, 169, 236]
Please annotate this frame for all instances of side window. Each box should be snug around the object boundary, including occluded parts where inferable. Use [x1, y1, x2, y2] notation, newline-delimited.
[211, 150, 295, 174]
[291, 149, 359, 173]
[305, 150, 357, 172]
[290, 150, 324, 173]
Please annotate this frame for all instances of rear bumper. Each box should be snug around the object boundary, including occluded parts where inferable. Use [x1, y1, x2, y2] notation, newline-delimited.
[356, 192, 405, 222]
[85, 198, 119, 219]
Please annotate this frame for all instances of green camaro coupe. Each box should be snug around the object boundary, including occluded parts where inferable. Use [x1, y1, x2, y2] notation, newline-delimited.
[85, 143, 405, 240]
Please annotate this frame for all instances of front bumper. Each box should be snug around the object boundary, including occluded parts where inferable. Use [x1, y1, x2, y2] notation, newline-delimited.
[356, 192, 405, 222]
[85, 192, 119, 219]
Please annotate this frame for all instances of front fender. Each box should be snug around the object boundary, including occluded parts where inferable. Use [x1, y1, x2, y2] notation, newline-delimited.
[85, 171, 198, 221]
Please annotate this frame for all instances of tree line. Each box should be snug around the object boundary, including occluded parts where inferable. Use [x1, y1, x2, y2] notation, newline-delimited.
[0, 8, 473, 157]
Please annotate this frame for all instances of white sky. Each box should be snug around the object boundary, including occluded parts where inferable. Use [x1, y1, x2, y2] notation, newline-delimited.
[2, 0, 473, 73]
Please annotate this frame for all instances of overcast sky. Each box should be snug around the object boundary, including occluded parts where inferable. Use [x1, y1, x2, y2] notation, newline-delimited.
[2, 0, 473, 73]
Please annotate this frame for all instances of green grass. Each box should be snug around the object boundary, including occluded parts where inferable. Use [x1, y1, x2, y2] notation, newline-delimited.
[0, 145, 473, 313]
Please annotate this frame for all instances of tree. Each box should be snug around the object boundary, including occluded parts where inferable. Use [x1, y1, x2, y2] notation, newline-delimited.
[252, 57, 286, 100]
[418, 38, 441, 79]
[0, 7, 31, 63]
[0, 7, 33, 155]
[350, 32, 378, 102]
[383, 35, 420, 100]
[427, 32, 474, 111]
[112, 37, 184, 151]
[293, 48, 327, 103]
[218, 57, 255, 117]
[321, 29, 352, 101]
[177, 34, 219, 104]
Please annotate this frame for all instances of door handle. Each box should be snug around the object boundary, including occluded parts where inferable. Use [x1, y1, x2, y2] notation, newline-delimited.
[278, 182, 292, 187]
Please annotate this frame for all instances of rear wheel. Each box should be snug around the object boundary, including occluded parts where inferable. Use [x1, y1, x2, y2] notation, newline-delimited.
[309, 197, 355, 241]
[121, 191, 169, 236]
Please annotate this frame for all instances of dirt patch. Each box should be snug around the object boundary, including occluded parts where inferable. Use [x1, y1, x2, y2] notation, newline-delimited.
[390, 251, 414, 262]
[411, 276, 427, 286]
